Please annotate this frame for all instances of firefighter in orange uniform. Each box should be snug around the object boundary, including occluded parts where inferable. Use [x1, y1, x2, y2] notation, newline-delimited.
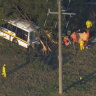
[63, 36, 71, 46]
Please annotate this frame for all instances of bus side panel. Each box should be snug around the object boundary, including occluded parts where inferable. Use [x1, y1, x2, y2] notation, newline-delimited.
[3, 31, 11, 40]
[0, 30, 28, 48]
[0, 31, 5, 37]
[7, 31, 15, 41]
[0, 30, 14, 41]
[17, 39, 28, 48]
[0, 28, 29, 48]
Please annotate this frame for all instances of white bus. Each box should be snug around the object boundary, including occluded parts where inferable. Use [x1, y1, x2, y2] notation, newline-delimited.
[0, 19, 40, 48]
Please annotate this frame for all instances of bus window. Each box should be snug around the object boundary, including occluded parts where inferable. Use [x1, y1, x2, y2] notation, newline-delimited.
[16, 27, 28, 41]
[10, 25, 17, 32]
[30, 32, 35, 41]
[1, 23, 17, 33]
[1, 23, 8, 28]
[30, 30, 39, 42]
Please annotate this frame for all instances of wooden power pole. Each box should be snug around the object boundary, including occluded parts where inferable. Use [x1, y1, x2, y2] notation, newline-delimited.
[48, 0, 76, 95]
[58, 0, 63, 95]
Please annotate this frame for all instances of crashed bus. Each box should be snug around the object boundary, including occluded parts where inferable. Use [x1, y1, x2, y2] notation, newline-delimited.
[0, 19, 40, 48]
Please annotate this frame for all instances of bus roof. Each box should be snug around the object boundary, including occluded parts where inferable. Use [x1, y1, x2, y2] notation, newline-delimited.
[8, 19, 40, 32]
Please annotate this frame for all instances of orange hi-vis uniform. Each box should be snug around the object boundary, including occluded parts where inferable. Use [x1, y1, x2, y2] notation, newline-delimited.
[83, 32, 89, 41]
[63, 36, 70, 46]
[71, 32, 77, 43]
[79, 40, 84, 51]
[63, 36, 71, 46]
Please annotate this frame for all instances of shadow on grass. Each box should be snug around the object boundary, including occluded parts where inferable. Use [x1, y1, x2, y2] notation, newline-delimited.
[7, 48, 57, 75]
[7, 48, 35, 75]
[42, 47, 58, 70]
[7, 56, 31, 75]
[64, 70, 96, 92]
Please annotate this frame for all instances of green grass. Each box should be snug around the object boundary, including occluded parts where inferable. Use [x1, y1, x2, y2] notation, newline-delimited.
[0, 38, 95, 96]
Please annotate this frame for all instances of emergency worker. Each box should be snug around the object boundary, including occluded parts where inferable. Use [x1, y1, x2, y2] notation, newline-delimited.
[63, 36, 71, 46]
[71, 32, 77, 43]
[1, 64, 6, 78]
[86, 20, 93, 29]
[79, 40, 85, 51]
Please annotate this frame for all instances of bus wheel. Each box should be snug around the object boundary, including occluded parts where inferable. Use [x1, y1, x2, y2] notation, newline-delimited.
[12, 38, 18, 44]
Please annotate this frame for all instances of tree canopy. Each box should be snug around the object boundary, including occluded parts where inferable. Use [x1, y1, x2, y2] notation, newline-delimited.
[0, 0, 96, 31]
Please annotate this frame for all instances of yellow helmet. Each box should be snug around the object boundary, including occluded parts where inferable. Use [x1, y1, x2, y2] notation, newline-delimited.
[3, 64, 6, 66]
[86, 20, 92, 28]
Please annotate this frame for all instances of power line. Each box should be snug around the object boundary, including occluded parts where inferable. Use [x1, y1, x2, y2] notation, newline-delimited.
[48, 0, 63, 95]
[48, 0, 76, 95]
